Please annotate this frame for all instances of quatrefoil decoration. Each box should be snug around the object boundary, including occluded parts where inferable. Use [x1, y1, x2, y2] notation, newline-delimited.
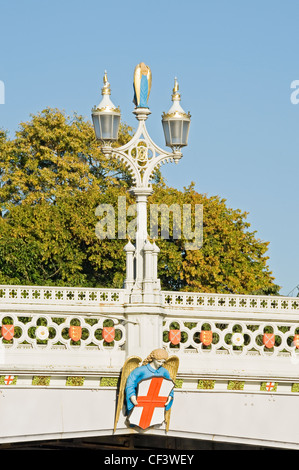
[136, 142, 148, 166]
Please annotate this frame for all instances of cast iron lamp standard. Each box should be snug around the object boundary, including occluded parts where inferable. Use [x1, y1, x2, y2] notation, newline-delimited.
[91, 64, 191, 306]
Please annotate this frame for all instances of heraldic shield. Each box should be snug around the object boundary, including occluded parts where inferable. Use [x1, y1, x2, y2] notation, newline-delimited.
[128, 377, 174, 430]
[113, 351, 179, 433]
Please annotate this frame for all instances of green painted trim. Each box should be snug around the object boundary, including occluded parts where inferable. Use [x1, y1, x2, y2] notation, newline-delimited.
[100, 377, 118, 387]
[197, 380, 215, 390]
[32, 376, 50, 386]
[66, 376, 85, 386]
[227, 381, 245, 391]
[174, 379, 183, 388]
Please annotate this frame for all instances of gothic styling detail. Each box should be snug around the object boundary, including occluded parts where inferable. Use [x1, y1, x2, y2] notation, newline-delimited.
[98, 62, 182, 190]
[109, 114, 179, 189]
[114, 349, 179, 432]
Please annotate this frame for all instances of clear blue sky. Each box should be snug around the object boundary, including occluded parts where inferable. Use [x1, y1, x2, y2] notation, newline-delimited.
[0, 0, 298, 295]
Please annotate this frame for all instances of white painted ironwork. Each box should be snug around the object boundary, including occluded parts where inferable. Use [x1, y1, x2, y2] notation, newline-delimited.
[163, 316, 299, 357]
[1, 284, 299, 375]
[0, 285, 124, 305]
[162, 290, 299, 314]
[108, 106, 185, 304]
[105, 108, 183, 190]
[1, 285, 298, 314]
[0, 312, 125, 352]
[92, 67, 190, 305]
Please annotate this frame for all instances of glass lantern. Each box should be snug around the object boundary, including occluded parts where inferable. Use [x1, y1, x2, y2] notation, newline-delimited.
[162, 78, 191, 149]
[91, 71, 121, 142]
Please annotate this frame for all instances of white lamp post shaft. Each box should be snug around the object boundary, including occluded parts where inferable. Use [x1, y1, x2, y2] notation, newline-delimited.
[133, 188, 152, 286]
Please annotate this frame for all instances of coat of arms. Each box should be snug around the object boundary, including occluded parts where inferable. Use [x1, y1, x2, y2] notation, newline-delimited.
[263, 333, 275, 349]
[114, 348, 179, 432]
[129, 377, 174, 430]
[103, 327, 115, 343]
[69, 326, 82, 342]
[1, 325, 14, 341]
[169, 330, 181, 345]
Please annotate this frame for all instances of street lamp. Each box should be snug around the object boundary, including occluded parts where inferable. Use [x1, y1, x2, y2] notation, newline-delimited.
[91, 71, 121, 145]
[92, 63, 191, 303]
[162, 78, 191, 153]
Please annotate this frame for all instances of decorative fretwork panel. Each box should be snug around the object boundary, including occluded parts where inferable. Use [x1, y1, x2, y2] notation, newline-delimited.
[0, 286, 124, 304]
[162, 291, 299, 313]
[163, 318, 299, 357]
[0, 313, 126, 351]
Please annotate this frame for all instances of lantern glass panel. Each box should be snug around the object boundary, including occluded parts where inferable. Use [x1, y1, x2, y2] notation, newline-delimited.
[169, 119, 183, 145]
[100, 114, 114, 140]
[92, 112, 120, 141]
[162, 120, 171, 147]
[112, 114, 121, 140]
[182, 120, 190, 146]
[92, 114, 101, 140]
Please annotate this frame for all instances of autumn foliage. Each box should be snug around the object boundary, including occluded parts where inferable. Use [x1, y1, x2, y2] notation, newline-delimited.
[0, 108, 279, 294]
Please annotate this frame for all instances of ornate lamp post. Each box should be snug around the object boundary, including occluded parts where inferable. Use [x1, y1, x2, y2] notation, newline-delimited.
[92, 63, 191, 309]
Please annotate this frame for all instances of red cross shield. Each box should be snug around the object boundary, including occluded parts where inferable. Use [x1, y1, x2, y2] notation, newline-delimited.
[1, 325, 14, 340]
[4, 375, 15, 385]
[69, 326, 82, 341]
[169, 329, 181, 345]
[200, 330, 213, 346]
[266, 382, 275, 391]
[263, 333, 275, 348]
[129, 377, 174, 430]
[103, 327, 115, 343]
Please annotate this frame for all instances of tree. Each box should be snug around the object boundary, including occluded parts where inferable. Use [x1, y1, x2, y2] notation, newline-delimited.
[150, 184, 279, 294]
[0, 108, 280, 294]
[0, 108, 134, 287]
[0, 107, 134, 209]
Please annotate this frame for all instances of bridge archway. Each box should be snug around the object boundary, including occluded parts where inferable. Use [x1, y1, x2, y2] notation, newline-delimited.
[0, 434, 276, 450]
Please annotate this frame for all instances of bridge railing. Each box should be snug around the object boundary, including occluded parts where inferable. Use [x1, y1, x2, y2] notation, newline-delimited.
[0, 285, 127, 372]
[162, 290, 299, 381]
[1, 285, 299, 382]
[0, 285, 124, 305]
[162, 290, 299, 314]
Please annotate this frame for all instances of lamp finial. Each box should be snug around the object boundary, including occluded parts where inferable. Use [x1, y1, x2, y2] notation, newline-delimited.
[102, 70, 111, 95]
[172, 77, 180, 101]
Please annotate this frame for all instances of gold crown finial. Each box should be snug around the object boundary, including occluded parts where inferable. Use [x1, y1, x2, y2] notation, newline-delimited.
[172, 77, 180, 101]
[102, 70, 111, 95]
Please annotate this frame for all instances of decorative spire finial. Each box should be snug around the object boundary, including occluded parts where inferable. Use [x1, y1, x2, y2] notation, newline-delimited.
[172, 77, 180, 101]
[102, 70, 111, 95]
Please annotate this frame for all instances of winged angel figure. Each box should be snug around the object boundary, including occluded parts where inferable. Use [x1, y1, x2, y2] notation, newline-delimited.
[114, 349, 179, 432]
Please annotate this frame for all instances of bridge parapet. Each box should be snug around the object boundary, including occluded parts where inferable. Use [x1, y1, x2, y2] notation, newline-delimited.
[1, 284, 299, 384]
[0, 285, 124, 308]
[162, 290, 299, 315]
[2, 284, 298, 313]
[0, 285, 127, 374]
[161, 290, 299, 389]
